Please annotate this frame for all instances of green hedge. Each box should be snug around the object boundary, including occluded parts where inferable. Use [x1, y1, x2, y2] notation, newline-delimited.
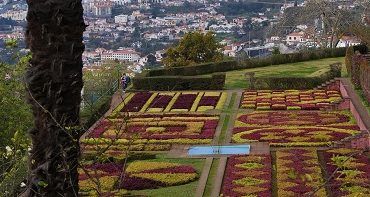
[146, 60, 238, 77]
[251, 63, 342, 90]
[132, 73, 225, 91]
[253, 77, 326, 90]
[144, 48, 347, 77]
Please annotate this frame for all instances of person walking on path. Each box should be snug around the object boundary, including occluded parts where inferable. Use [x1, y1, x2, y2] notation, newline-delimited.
[121, 73, 131, 92]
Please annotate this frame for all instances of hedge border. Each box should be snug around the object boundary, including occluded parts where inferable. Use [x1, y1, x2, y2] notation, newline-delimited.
[143, 47, 346, 77]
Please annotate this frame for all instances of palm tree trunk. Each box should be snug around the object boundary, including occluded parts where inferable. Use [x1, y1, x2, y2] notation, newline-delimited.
[23, 0, 85, 196]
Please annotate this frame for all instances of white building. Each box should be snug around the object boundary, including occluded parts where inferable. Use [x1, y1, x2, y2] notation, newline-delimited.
[101, 48, 141, 62]
[0, 10, 27, 21]
[112, 0, 131, 5]
[91, 0, 112, 16]
[336, 36, 361, 48]
[115, 14, 128, 24]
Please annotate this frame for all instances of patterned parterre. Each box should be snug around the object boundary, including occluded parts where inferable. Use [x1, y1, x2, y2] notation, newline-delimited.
[241, 89, 342, 110]
[112, 91, 227, 113]
[83, 114, 219, 145]
[276, 149, 326, 196]
[323, 148, 370, 196]
[232, 111, 361, 146]
[222, 155, 272, 197]
[79, 161, 198, 195]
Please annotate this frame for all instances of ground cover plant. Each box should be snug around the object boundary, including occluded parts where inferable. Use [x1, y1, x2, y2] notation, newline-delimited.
[323, 148, 370, 196]
[232, 111, 361, 146]
[79, 159, 200, 196]
[222, 155, 272, 197]
[113, 91, 227, 113]
[276, 149, 326, 196]
[82, 113, 220, 145]
[240, 89, 342, 110]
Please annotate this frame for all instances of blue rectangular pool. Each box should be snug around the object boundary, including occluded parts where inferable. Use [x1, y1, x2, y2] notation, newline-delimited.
[188, 145, 250, 156]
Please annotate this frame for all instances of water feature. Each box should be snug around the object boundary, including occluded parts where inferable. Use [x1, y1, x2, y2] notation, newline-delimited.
[188, 145, 250, 156]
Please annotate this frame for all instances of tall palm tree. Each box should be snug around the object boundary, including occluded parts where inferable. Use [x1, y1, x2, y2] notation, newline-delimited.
[23, 0, 86, 196]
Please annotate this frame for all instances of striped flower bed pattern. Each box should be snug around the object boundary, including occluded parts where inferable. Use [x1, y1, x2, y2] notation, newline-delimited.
[222, 155, 272, 197]
[323, 148, 370, 196]
[79, 163, 128, 196]
[84, 114, 219, 144]
[121, 161, 198, 190]
[112, 91, 227, 113]
[240, 89, 342, 110]
[79, 161, 198, 195]
[276, 149, 326, 196]
[232, 111, 361, 146]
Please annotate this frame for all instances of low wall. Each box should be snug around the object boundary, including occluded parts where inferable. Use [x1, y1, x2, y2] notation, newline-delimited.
[339, 80, 367, 131]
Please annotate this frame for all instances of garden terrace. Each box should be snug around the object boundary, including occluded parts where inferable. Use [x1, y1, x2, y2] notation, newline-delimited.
[112, 91, 227, 113]
[79, 75, 370, 196]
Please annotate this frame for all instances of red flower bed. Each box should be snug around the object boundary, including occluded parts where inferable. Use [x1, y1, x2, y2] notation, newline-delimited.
[222, 155, 272, 197]
[241, 89, 342, 110]
[232, 111, 361, 146]
[87, 114, 219, 143]
[121, 92, 153, 112]
[276, 149, 326, 196]
[198, 96, 219, 106]
[149, 95, 172, 108]
[172, 94, 197, 110]
[323, 148, 370, 196]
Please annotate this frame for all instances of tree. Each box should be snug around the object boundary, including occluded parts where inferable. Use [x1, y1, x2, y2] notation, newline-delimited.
[162, 31, 223, 67]
[351, 24, 370, 46]
[272, 0, 362, 48]
[144, 54, 159, 69]
[23, 0, 86, 196]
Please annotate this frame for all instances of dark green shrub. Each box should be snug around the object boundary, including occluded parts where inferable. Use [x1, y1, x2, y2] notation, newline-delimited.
[132, 73, 226, 90]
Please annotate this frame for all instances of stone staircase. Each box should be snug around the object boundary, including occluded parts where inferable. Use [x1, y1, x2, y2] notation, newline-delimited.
[314, 79, 340, 91]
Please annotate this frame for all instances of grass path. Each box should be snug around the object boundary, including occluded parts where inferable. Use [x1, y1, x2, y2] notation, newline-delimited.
[224, 57, 345, 89]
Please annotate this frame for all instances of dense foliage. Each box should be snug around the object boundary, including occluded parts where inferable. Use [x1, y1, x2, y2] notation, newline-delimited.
[163, 31, 223, 67]
[0, 55, 32, 196]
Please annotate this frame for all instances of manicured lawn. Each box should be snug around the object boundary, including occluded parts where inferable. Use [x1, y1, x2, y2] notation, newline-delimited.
[224, 57, 346, 89]
[203, 159, 220, 197]
[129, 155, 205, 197]
[218, 114, 231, 144]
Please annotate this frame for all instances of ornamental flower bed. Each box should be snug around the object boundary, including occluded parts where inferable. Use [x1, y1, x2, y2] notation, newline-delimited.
[79, 163, 128, 196]
[120, 161, 198, 190]
[112, 91, 227, 113]
[79, 161, 198, 195]
[240, 89, 342, 110]
[222, 155, 272, 197]
[276, 149, 326, 196]
[323, 148, 370, 196]
[232, 111, 361, 146]
[84, 114, 219, 145]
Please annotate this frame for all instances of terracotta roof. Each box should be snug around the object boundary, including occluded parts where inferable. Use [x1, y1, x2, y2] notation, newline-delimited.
[288, 32, 304, 37]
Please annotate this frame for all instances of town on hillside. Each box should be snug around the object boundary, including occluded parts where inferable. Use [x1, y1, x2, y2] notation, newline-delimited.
[0, 0, 368, 73]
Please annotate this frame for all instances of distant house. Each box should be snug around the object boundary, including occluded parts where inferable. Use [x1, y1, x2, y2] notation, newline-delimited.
[336, 36, 362, 48]
[101, 48, 141, 62]
[286, 32, 306, 45]
[242, 45, 272, 58]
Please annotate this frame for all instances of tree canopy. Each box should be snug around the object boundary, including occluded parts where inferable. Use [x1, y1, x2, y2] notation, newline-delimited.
[162, 31, 223, 67]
